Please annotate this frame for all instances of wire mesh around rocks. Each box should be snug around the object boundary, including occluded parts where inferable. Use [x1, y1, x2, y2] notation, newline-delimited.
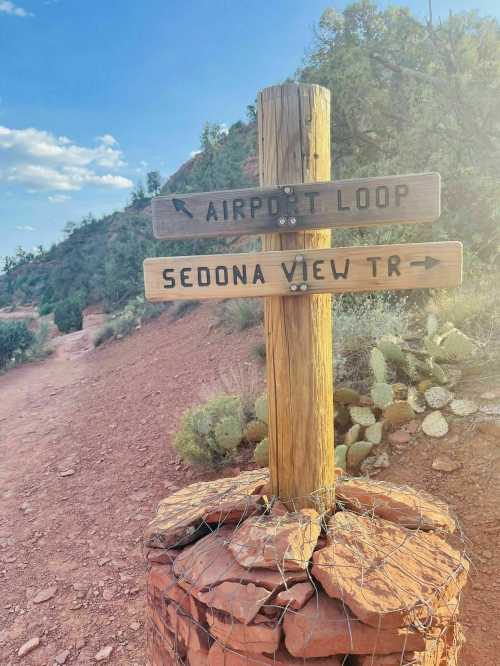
[143, 469, 469, 666]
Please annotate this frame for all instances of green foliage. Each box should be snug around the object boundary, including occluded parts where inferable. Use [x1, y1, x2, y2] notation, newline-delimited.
[54, 299, 83, 334]
[254, 393, 268, 424]
[244, 419, 268, 443]
[146, 171, 162, 196]
[298, 3, 500, 266]
[217, 299, 263, 332]
[174, 394, 245, 466]
[254, 438, 269, 467]
[0, 320, 35, 369]
[370, 347, 387, 383]
[94, 296, 167, 347]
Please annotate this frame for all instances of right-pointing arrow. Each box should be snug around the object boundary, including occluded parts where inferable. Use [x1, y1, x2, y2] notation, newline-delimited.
[410, 256, 441, 270]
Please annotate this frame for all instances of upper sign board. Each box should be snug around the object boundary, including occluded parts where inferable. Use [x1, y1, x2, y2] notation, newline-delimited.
[152, 173, 440, 240]
[144, 241, 462, 302]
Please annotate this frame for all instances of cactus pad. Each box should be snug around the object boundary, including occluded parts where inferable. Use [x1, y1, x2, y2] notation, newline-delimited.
[347, 441, 374, 468]
[384, 401, 415, 426]
[344, 424, 361, 446]
[349, 406, 376, 427]
[214, 415, 244, 451]
[377, 337, 406, 364]
[370, 347, 387, 383]
[335, 387, 361, 405]
[254, 437, 269, 466]
[254, 394, 268, 424]
[371, 382, 394, 409]
[365, 421, 383, 445]
[424, 386, 453, 409]
[422, 410, 449, 438]
[245, 419, 268, 443]
[335, 444, 348, 471]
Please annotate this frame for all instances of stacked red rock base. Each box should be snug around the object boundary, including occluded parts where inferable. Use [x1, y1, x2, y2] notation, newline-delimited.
[143, 470, 468, 665]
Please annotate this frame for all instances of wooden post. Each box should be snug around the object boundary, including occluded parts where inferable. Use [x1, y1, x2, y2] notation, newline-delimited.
[257, 83, 335, 509]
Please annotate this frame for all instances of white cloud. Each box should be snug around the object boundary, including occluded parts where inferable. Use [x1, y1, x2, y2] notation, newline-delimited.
[0, 1, 33, 17]
[16, 225, 35, 231]
[0, 125, 133, 191]
[48, 194, 70, 203]
[97, 133, 117, 147]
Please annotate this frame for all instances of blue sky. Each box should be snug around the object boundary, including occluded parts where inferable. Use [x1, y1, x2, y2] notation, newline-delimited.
[1, 0, 499, 259]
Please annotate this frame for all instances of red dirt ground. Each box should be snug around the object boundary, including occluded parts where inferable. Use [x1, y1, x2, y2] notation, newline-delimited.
[0, 303, 498, 665]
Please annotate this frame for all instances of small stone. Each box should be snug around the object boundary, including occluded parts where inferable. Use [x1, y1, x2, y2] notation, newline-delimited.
[275, 582, 315, 610]
[18, 637, 40, 657]
[372, 452, 390, 469]
[59, 469, 75, 477]
[425, 387, 453, 409]
[129, 621, 140, 631]
[102, 587, 115, 601]
[449, 399, 478, 416]
[480, 404, 500, 416]
[422, 411, 449, 438]
[95, 645, 113, 661]
[388, 429, 411, 445]
[432, 456, 461, 473]
[97, 557, 110, 566]
[33, 585, 57, 604]
[196, 581, 270, 624]
[54, 649, 70, 664]
[404, 419, 420, 435]
[478, 421, 500, 439]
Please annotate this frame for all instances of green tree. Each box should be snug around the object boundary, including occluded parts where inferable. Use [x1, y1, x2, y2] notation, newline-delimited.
[298, 2, 500, 266]
[0, 321, 34, 369]
[54, 299, 83, 334]
[146, 171, 162, 196]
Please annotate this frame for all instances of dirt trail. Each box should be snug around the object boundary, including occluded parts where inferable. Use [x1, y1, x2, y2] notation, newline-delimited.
[0, 303, 498, 665]
[0, 304, 263, 665]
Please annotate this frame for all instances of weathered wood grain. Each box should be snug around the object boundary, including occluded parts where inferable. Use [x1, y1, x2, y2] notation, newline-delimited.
[143, 242, 462, 301]
[152, 173, 440, 239]
[259, 83, 335, 509]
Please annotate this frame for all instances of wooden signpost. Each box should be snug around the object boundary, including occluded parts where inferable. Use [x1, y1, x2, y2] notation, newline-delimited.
[144, 83, 463, 510]
[144, 242, 462, 301]
[152, 173, 441, 239]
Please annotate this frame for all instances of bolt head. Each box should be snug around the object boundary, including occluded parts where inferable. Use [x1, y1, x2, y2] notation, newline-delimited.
[289, 283, 298, 292]
[299, 283, 308, 292]
[295, 254, 305, 263]
[288, 217, 297, 226]
[278, 217, 287, 226]
[283, 186, 293, 195]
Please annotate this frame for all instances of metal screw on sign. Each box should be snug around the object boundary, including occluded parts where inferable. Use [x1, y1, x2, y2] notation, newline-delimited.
[278, 217, 287, 227]
[289, 283, 299, 293]
[288, 217, 297, 226]
[295, 254, 305, 263]
[299, 283, 308, 292]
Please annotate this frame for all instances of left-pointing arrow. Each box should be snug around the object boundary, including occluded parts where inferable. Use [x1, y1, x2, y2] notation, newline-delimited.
[410, 256, 440, 270]
[172, 198, 193, 219]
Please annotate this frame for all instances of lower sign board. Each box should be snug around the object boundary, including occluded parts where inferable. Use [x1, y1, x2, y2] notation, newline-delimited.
[144, 241, 462, 301]
[152, 173, 440, 239]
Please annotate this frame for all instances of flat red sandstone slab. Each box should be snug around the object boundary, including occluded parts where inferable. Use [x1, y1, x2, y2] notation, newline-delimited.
[173, 527, 308, 593]
[196, 581, 271, 625]
[208, 643, 343, 665]
[208, 612, 282, 654]
[228, 509, 321, 571]
[335, 478, 456, 533]
[144, 469, 268, 548]
[275, 582, 316, 610]
[312, 512, 468, 629]
[283, 593, 426, 658]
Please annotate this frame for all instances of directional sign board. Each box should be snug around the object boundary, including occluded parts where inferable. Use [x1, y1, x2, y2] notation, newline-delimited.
[152, 173, 440, 240]
[144, 241, 462, 301]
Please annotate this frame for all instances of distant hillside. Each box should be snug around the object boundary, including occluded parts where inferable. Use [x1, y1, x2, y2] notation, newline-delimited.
[0, 118, 258, 313]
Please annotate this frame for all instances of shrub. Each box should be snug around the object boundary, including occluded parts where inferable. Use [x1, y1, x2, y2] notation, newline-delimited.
[216, 299, 263, 331]
[54, 299, 83, 334]
[171, 300, 200, 320]
[174, 394, 245, 466]
[333, 293, 410, 386]
[252, 341, 266, 362]
[94, 325, 115, 347]
[38, 303, 53, 316]
[0, 320, 35, 369]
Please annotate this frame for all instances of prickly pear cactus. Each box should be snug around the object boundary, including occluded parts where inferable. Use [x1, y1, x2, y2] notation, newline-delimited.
[371, 382, 394, 409]
[335, 444, 348, 471]
[335, 387, 361, 405]
[347, 441, 374, 468]
[254, 437, 269, 466]
[344, 424, 361, 446]
[349, 406, 376, 427]
[254, 394, 268, 424]
[437, 329, 477, 362]
[365, 421, 383, 445]
[214, 416, 244, 451]
[384, 401, 415, 426]
[370, 348, 387, 383]
[377, 336, 407, 364]
[245, 419, 268, 443]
